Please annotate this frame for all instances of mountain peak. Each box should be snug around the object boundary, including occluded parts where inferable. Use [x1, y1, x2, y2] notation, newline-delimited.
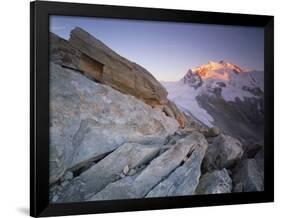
[181, 61, 249, 89]
[192, 61, 243, 75]
[185, 61, 244, 82]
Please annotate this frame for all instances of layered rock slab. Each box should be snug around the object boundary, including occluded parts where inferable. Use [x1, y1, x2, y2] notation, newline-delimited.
[68, 27, 168, 107]
[55, 142, 161, 202]
[146, 134, 208, 197]
[89, 132, 208, 200]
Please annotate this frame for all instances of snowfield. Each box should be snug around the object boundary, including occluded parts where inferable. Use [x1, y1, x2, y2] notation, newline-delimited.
[162, 81, 215, 127]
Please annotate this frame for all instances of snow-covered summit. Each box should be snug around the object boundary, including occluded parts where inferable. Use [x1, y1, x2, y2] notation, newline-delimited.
[162, 61, 264, 127]
[190, 60, 243, 78]
[181, 61, 263, 101]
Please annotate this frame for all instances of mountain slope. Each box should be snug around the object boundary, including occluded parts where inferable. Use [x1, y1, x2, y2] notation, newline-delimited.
[49, 32, 264, 202]
[163, 61, 264, 145]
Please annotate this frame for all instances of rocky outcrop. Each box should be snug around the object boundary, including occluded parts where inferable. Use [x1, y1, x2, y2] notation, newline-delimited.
[182, 69, 203, 89]
[50, 28, 186, 126]
[88, 132, 207, 201]
[196, 94, 264, 146]
[55, 142, 161, 202]
[232, 159, 264, 192]
[202, 134, 244, 172]
[254, 149, 264, 173]
[146, 134, 208, 197]
[50, 63, 179, 184]
[49, 28, 264, 202]
[195, 169, 232, 194]
[50, 32, 81, 70]
[69, 27, 167, 106]
[201, 126, 221, 138]
[164, 100, 186, 128]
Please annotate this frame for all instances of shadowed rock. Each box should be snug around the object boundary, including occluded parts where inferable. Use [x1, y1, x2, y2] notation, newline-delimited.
[254, 149, 264, 174]
[202, 134, 244, 172]
[195, 169, 232, 194]
[232, 159, 264, 192]
[201, 126, 221, 138]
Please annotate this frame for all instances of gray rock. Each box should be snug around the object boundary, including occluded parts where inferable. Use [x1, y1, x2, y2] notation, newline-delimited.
[64, 171, 73, 181]
[68, 27, 168, 107]
[202, 134, 244, 172]
[195, 169, 232, 194]
[133, 132, 206, 197]
[90, 177, 137, 201]
[180, 127, 199, 135]
[204, 127, 221, 138]
[89, 132, 207, 200]
[67, 27, 186, 125]
[255, 149, 264, 174]
[56, 142, 160, 202]
[146, 135, 208, 197]
[50, 32, 81, 70]
[61, 180, 69, 188]
[232, 159, 264, 192]
[52, 177, 85, 203]
[196, 94, 264, 146]
[182, 69, 203, 89]
[49, 63, 179, 183]
[243, 143, 263, 159]
[233, 182, 243, 192]
[123, 165, 130, 175]
[128, 169, 137, 176]
[52, 195, 59, 202]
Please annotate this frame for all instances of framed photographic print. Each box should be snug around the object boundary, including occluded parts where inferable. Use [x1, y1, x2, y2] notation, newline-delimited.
[30, 1, 274, 217]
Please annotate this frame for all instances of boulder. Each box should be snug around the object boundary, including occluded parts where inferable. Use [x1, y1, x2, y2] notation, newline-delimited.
[89, 132, 207, 200]
[232, 159, 264, 192]
[195, 169, 232, 194]
[49, 63, 179, 184]
[202, 127, 221, 138]
[54, 142, 161, 202]
[146, 135, 208, 197]
[68, 27, 167, 107]
[202, 134, 243, 172]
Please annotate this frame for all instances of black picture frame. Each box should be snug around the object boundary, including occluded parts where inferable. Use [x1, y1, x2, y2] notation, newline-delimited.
[30, 1, 274, 217]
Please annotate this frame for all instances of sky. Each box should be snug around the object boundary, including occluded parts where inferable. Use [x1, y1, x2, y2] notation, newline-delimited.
[50, 15, 264, 81]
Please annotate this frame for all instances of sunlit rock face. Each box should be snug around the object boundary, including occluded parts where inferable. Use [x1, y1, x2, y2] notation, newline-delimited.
[50, 28, 187, 126]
